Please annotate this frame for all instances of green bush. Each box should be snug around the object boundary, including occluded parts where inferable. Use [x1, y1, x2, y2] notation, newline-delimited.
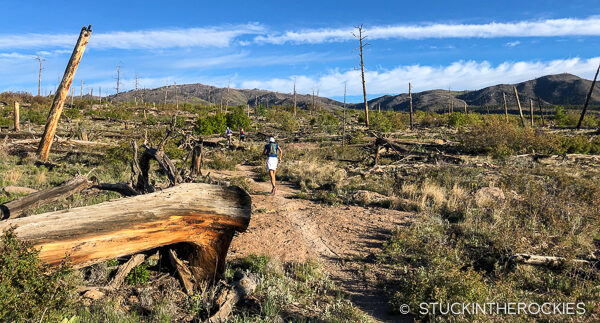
[311, 111, 339, 133]
[0, 228, 76, 321]
[194, 113, 227, 135]
[226, 106, 251, 130]
[266, 110, 298, 132]
[447, 112, 481, 128]
[126, 263, 149, 285]
[368, 112, 392, 132]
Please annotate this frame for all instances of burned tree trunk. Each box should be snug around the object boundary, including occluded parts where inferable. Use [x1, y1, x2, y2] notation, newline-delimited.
[513, 86, 526, 127]
[0, 183, 251, 284]
[37, 26, 92, 162]
[0, 175, 92, 220]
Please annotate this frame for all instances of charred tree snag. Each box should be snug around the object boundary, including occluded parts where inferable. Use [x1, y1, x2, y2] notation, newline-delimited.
[0, 183, 252, 284]
[577, 63, 600, 130]
[503, 92, 508, 122]
[37, 26, 92, 162]
[191, 140, 204, 176]
[409, 83, 414, 130]
[0, 175, 92, 220]
[513, 86, 526, 127]
[13, 102, 19, 132]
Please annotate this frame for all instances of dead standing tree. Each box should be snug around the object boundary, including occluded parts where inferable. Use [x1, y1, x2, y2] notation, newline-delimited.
[37, 25, 92, 162]
[36, 56, 45, 96]
[353, 24, 369, 127]
[503, 92, 508, 121]
[115, 64, 121, 108]
[409, 83, 414, 129]
[293, 79, 297, 117]
[576, 62, 600, 130]
[513, 86, 526, 127]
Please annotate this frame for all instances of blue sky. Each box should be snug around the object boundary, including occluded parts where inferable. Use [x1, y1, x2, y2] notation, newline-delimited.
[1, 0, 599, 102]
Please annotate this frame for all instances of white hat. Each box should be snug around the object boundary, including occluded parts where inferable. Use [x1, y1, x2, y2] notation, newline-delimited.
[269, 137, 275, 143]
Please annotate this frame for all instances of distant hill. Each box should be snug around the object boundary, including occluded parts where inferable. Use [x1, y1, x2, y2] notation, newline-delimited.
[111, 73, 598, 112]
[114, 83, 344, 111]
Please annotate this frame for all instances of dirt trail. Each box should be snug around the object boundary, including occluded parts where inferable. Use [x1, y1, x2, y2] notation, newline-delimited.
[222, 165, 414, 322]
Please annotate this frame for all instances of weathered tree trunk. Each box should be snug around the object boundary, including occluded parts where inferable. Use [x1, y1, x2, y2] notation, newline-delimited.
[529, 98, 534, 127]
[293, 80, 297, 117]
[0, 183, 252, 284]
[0, 175, 92, 219]
[13, 102, 19, 132]
[537, 96, 545, 126]
[513, 86, 526, 127]
[503, 92, 508, 122]
[409, 83, 414, 130]
[510, 253, 595, 268]
[577, 63, 600, 129]
[37, 26, 92, 162]
[191, 140, 204, 176]
[354, 25, 369, 127]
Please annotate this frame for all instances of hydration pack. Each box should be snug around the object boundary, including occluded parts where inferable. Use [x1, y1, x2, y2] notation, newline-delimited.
[267, 143, 278, 157]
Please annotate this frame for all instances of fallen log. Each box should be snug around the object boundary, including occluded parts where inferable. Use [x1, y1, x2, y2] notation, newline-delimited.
[92, 182, 139, 197]
[374, 137, 462, 164]
[510, 253, 596, 268]
[0, 175, 92, 219]
[0, 183, 251, 284]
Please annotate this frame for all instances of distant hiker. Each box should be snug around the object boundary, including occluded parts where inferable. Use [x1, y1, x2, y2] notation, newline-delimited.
[263, 137, 282, 195]
[226, 127, 232, 145]
[240, 128, 246, 142]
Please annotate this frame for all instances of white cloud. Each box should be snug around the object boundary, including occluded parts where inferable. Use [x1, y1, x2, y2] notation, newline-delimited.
[173, 51, 338, 69]
[0, 24, 265, 50]
[239, 57, 600, 98]
[505, 41, 521, 47]
[255, 17, 600, 44]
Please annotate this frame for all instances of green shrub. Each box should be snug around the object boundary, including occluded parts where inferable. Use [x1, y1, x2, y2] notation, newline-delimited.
[126, 263, 149, 285]
[447, 112, 481, 128]
[368, 112, 392, 132]
[194, 113, 227, 135]
[0, 228, 76, 321]
[226, 106, 251, 130]
[266, 110, 298, 132]
[311, 111, 339, 133]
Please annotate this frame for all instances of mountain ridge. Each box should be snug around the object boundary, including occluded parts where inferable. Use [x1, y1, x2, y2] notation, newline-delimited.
[112, 73, 599, 112]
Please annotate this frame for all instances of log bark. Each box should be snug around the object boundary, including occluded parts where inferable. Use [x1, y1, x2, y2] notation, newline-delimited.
[37, 26, 92, 162]
[107, 254, 146, 290]
[0, 183, 251, 284]
[0, 175, 92, 219]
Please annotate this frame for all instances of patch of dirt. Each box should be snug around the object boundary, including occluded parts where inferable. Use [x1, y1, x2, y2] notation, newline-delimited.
[222, 165, 415, 322]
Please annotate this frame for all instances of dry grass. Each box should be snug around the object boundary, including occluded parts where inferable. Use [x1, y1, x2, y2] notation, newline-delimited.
[419, 179, 445, 209]
[4, 170, 21, 185]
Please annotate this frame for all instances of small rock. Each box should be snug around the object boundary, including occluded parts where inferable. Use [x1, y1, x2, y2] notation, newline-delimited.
[83, 288, 105, 300]
[433, 139, 444, 145]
